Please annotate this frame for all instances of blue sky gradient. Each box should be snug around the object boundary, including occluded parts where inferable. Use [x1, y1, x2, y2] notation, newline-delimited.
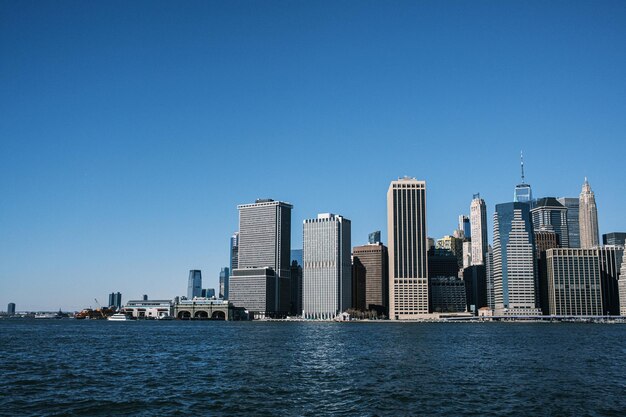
[2, 0, 626, 310]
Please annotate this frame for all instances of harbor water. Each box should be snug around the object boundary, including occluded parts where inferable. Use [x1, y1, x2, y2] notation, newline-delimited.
[1, 320, 625, 416]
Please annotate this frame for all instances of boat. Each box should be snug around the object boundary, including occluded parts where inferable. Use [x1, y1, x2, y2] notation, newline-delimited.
[107, 313, 132, 321]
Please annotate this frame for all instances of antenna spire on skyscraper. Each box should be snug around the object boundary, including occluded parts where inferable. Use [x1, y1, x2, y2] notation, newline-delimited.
[520, 151, 525, 184]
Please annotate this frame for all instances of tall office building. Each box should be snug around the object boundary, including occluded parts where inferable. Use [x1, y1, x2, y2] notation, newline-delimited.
[187, 270, 202, 299]
[514, 152, 533, 204]
[493, 202, 540, 315]
[231, 199, 292, 317]
[108, 292, 122, 309]
[535, 230, 560, 314]
[237, 199, 292, 276]
[603, 232, 626, 246]
[289, 260, 303, 316]
[387, 177, 429, 319]
[458, 215, 471, 240]
[463, 265, 487, 314]
[619, 249, 626, 316]
[302, 213, 352, 319]
[462, 241, 472, 269]
[485, 245, 495, 311]
[229, 267, 286, 318]
[428, 248, 459, 278]
[436, 235, 463, 272]
[352, 257, 367, 312]
[430, 277, 467, 313]
[368, 231, 381, 244]
[557, 197, 580, 248]
[7, 303, 16, 315]
[579, 178, 599, 248]
[470, 194, 488, 266]
[353, 242, 389, 313]
[598, 246, 624, 316]
[219, 267, 229, 299]
[229, 232, 239, 272]
[531, 197, 569, 247]
[546, 249, 603, 316]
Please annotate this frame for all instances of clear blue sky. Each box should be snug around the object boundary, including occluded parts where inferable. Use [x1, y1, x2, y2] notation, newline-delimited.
[2, 0, 625, 311]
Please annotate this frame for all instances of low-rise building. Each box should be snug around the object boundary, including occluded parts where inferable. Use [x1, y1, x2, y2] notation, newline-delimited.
[124, 299, 173, 319]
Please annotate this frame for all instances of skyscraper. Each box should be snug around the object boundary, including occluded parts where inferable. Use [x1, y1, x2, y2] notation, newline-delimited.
[353, 242, 389, 313]
[531, 197, 569, 247]
[485, 245, 495, 311]
[470, 194, 488, 266]
[557, 197, 580, 248]
[229, 232, 239, 272]
[302, 213, 352, 319]
[458, 215, 471, 240]
[535, 230, 559, 314]
[387, 177, 428, 319]
[187, 270, 202, 299]
[602, 232, 626, 246]
[219, 267, 229, 299]
[514, 152, 533, 204]
[108, 292, 122, 309]
[598, 246, 624, 316]
[230, 199, 292, 317]
[7, 303, 15, 315]
[289, 259, 303, 316]
[368, 230, 381, 244]
[579, 178, 599, 248]
[546, 249, 603, 316]
[493, 202, 540, 315]
[237, 199, 292, 277]
[619, 249, 626, 316]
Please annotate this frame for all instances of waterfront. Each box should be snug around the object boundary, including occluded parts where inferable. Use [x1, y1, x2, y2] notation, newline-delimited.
[1, 321, 625, 416]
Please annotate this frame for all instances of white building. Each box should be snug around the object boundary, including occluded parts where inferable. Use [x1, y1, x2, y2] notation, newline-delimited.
[470, 194, 488, 266]
[619, 249, 626, 316]
[124, 300, 173, 319]
[387, 177, 429, 319]
[302, 213, 351, 320]
[579, 178, 600, 249]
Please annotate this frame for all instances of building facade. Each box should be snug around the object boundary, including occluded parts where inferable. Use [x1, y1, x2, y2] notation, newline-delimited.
[108, 292, 122, 309]
[302, 213, 352, 319]
[219, 267, 229, 299]
[535, 230, 560, 315]
[493, 202, 540, 315]
[387, 177, 429, 319]
[229, 267, 288, 318]
[557, 197, 580, 248]
[231, 199, 292, 317]
[602, 232, 626, 246]
[368, 231, 381, 244]
[353, 242, 389, 313]
[429, 276, 467, 313]
[531, 197, 569, 247]
[187, 270, 202, 299]
[546, 249, 603, 316]
[579, 178, 600, 249]
[598, 246, 624, 316]
[458, 215, 471, 240]
[230, 232, 239, 271]
[619, 249, 626, 316]
[7, 303, 15, 315]
[485, 245, 495, 311]
[470, 194, 488, 266]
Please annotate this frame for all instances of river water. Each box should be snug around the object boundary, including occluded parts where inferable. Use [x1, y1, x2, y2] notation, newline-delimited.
[1, 320, 625, 416]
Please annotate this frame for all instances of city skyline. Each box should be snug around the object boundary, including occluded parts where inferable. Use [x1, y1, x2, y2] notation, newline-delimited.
[2, 1, 626, 310]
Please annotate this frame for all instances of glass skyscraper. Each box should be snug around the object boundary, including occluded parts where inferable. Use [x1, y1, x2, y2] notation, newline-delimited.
[187, 270, 202, 299]
[531, 197, 569, 247]
[557, 197, 580, 248]
[493, 202, 540, 315]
